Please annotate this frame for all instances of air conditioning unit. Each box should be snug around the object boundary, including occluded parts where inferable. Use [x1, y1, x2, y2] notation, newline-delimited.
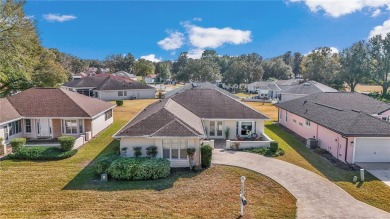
[306, 138, 318, 148]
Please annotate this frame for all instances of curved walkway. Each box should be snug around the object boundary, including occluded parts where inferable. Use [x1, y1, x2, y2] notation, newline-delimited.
[212, 149, 390, 219]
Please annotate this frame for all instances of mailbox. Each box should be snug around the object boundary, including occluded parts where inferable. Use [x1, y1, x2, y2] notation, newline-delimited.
[242, 197, 247, 206]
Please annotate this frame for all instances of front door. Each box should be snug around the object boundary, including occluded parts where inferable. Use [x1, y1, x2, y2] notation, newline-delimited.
[209, 121, 223, 138]
[37, 119, 51, 137]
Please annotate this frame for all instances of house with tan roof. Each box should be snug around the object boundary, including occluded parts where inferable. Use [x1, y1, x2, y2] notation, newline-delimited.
[276, 92, 390, 163]
[62, 75, 155, 101]
[280, 80, 338, 102]
[0, 88, 115, 152]
[113, 86, 272, 167]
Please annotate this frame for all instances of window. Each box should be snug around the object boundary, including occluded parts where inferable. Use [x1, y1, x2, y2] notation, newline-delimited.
[209, 121, 215, 136]
[8, 120, 21, 136]
[293, 119, 297, 123]
[217, 121, 223, 136]
[240, 121, 253, 136]
[79, 119, 84, 133]
[105, 109, 112, 121]
[62, 120, 79, 134]
[305, 119, 311, 127]
[162, 139, 188, 159]
[124, 91, 127, 96]
[118, 91, 123, 96]
[299, 122, 303, 126]
[25, 119, 32, 133]
[285, 111, 288, 122]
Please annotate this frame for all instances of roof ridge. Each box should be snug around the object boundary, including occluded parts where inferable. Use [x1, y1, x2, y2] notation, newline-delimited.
[95, 76, 111, 90]
[314, 102, 343, 111]
[60, 89, 91, 117]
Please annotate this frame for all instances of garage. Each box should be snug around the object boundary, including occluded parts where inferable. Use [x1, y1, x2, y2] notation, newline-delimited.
[354, 138, 390, 163]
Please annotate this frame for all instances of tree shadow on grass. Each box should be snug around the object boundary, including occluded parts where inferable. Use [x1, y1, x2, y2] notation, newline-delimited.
[265, 123, 378, 184]
[63, 139, 201, 191]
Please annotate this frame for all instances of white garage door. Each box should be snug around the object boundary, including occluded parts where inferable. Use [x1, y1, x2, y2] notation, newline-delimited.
[354, 138, 390, 163]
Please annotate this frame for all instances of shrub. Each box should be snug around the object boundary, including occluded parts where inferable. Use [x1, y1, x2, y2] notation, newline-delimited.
[133, 147, 142, 157]
[107, 157, 170, 180]
[96, 154, 120, 174]
[270, 141, 279, 153]
[187, 148, 196, 157]
[224, 128, 230, 140]
[201, 144, 213, 168]
[8, 146, 77, 160]
[146, 146, 158, 158]
[116, 100, 123, 106]
[58, 136, 76, 151]
[10, 138, 26, 152]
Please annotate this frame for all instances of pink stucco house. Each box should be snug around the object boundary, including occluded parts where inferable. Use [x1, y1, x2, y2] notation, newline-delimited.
[276, 92, 390, 163]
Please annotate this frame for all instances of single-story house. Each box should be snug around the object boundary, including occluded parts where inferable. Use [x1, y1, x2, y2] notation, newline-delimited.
[144, 74, 159, 84]
[280, 81, 337, 102]
[276, 92, 390, 163]
[0, 88, 115, 153]
[164, 82, 240, 100]
[247, 79, 301, 100]
[113, 87, 272, 167]
[62, 75, 156, 101]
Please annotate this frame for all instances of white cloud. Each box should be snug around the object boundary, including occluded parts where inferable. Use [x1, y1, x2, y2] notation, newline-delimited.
[289, 0, 390, 17]
[371, 9, 382, 17]
[183, 23, 252, 49]
[369, 19, 390, 38]
[304, 46, 339, 56]
[140, 54, 162, 62]
[157, 31, 185, 50]
[187, 48, 204, 59]
[43, 13, 77, 22]
[193, 17, 202, 21]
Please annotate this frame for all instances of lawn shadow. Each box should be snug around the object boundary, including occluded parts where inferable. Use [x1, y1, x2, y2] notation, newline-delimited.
[265, 123, 378, 183]
[63, 139, 201, 191]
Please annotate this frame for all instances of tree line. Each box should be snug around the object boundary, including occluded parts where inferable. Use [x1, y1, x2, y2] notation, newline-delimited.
[2, 0, 390, 97]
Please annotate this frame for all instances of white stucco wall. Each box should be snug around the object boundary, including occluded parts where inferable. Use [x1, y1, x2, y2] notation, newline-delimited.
[98, 89, 155, 101]
[91, 111, 113, 137]
[119, 137, 201, 167]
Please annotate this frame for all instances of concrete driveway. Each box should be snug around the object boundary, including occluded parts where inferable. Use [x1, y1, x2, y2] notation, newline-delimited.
[212, 149, 390, 219]
[357, 163, 390, 187]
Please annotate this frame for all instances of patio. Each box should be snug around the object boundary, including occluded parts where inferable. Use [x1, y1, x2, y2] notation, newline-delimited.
[210, 133, 274, 150]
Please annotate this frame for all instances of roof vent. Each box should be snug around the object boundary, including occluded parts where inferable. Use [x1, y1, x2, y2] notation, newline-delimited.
[305, 109, 308, 114]
[303, 100, 307, 105]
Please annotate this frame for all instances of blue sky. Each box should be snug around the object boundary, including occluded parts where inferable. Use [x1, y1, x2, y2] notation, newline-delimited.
[25, 0, 390, 61]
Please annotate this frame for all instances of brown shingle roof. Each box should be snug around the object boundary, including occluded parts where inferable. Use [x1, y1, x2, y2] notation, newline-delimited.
[7, 88, 115, 118]
[0, 98, 21, 124]
[63, 75, 154, 90]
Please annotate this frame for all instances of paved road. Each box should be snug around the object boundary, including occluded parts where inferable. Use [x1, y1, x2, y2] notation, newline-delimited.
[212, 149, 390, 219]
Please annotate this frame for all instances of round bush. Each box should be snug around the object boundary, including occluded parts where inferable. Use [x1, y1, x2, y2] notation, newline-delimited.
[270, 141, 279, 153]
[8, 146, 77, 160]
[116, 100, 123, 106]
[107, 157, 170, 180]
[201, 144, 213, 168]
[95, 154, 120, 175]
[58, 136, 76, 151]
[10, 138, 26, 153]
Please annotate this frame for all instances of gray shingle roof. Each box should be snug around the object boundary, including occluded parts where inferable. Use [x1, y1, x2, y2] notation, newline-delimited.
[115, 88, 269, 137]
[63, 75, 154, 90]
[6, 88, 115, 118]
[282, 81, 337, 95]
[165, 82, 240, 99]
[276, 92, 390, 137]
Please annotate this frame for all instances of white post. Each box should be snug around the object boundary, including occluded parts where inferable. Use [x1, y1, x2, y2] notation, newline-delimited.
[360, 169, 365, 182]
[240, 176, 246, 216]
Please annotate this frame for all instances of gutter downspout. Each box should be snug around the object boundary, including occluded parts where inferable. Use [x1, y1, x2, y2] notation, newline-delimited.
[342, 136, 349, 164]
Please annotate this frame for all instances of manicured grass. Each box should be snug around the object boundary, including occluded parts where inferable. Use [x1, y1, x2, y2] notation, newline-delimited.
[234, 91, 257, 98]
[245, 101, 390, 212]
[8, 146, 77, 160]
[0, 99, 296, 218]
[245, 102, 279, 121]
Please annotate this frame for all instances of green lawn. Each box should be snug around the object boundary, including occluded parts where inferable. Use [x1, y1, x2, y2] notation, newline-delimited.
[0, 99, 296, 218]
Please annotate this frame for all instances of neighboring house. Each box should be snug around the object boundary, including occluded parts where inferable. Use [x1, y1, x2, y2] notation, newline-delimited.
[113, 87, 271, 167]
[280, 81, 337, 102]
[0, 88, 115, 150]
[276, 92, 390, 163]
[72, 72, 88, 80]
[112, 71, 138, 81]
[62, 75, 156, 101]
[247, 79, 301, 100]
[164, 82, 240, 100]
[144, 74, 159, 84]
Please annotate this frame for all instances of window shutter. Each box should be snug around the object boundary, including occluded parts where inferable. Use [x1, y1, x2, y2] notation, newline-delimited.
[236, 122, 239, 135]
[254, 122, 256, 133]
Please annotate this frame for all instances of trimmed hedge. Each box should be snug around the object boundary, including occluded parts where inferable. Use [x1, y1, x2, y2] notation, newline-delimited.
[10, 138, 26, 152]
[116, 100, 124, 106]
[8, 146, 77, 160]
[270, 141, 279, 153]
[58, 136, 76, 151]
[201, 144, 213, 168]
[96, 154, 120, 175]
[107, 157, 170, 180]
